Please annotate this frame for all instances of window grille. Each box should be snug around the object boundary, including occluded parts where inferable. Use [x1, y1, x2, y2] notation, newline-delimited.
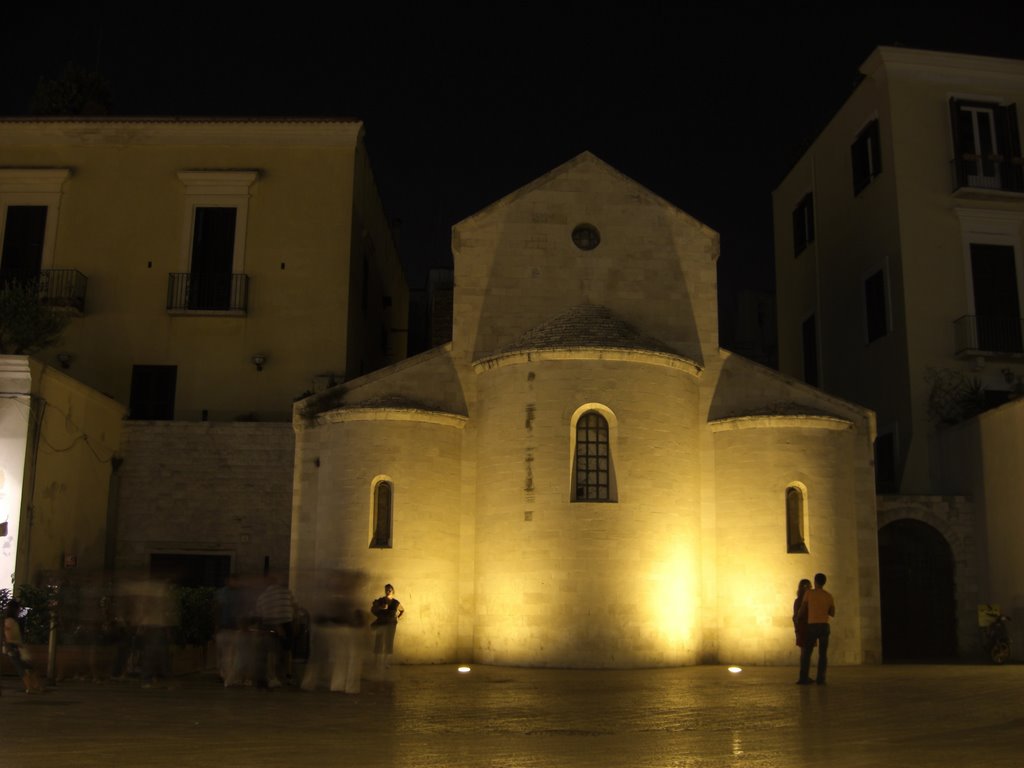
[574, 412, 611, 501]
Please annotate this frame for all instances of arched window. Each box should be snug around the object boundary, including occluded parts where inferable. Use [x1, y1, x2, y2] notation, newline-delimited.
[370, 480, 393, 548]
[786, 485, 808, 554]
[573, 411, 613, 502]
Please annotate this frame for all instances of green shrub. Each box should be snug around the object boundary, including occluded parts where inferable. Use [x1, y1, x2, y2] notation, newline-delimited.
[0, 584, 58, 644]
[173, 586, 215, 647]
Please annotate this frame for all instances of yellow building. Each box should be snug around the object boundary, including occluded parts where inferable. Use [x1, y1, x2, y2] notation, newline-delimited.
[774, 47, 1024, 658]
[0, 356, 124, 587]
[293, 153, 881, 668]
[0, 118, 407, 584]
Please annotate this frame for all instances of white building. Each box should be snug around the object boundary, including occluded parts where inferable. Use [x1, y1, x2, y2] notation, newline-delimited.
[773, 47, 1024, 658]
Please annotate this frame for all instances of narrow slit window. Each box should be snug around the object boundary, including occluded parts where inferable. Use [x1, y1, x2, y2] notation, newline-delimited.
[370, 480, 393, 548]
[786, 486, 809, 554]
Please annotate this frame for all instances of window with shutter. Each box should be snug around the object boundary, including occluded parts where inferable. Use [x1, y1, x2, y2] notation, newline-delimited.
[851, 119, 882, 195]
[950, 98, 1023, 192]
[792, 193, 815, 256]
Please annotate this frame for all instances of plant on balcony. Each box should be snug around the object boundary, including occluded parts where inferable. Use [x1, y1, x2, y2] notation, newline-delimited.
[925, 367, 986, 425]
[0, 280, 70, 354]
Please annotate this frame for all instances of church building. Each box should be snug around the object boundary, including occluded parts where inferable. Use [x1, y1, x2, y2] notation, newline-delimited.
[290, 153, 882, 668]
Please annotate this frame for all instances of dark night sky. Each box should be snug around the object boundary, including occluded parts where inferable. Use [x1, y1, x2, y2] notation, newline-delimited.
[4, 2, 1024, 344]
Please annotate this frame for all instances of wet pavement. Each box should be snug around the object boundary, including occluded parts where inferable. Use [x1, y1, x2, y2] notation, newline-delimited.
[2, 663, 1022, 767]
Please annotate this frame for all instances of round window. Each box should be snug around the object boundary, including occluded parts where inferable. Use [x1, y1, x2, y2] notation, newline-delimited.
[571, 223, 601, 251]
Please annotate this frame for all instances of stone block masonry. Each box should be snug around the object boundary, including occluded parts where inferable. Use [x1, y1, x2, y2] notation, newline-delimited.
[115, 421, 294, 577]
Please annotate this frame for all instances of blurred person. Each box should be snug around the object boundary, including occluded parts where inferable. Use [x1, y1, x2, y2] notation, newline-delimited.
[371, 583, 404, 671]
[236, 575, 270, 689]
[3, 600, 43, 693]
[74, 574, 107, 681]
[302, 569, 369, 693]
[133, 577, 177, 688]
[99, 590, 132, 680]
[215, 576, 245, 686]
[256, 574, 296, 687]
[331, 573, 370, 694]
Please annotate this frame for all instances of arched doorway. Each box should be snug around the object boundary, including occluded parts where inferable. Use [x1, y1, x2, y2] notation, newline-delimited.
[878, 519, 957, 660]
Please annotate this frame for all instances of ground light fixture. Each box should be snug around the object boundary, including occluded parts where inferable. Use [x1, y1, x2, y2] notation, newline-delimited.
[727, 666, 742, 674]
[457, 666, 471, 673]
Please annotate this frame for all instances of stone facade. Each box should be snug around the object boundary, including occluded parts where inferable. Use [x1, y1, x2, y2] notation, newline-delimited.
[116, 421, 293, 577]
[292, 154, 881, 668]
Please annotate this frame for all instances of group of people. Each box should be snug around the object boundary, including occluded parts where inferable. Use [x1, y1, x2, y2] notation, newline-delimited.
[792, 572, 835, 685]
[2, 576, 178, 692]
[214, 574, 297, 689]
[9, 572, 837, 693]
[215, 573, 404, 695]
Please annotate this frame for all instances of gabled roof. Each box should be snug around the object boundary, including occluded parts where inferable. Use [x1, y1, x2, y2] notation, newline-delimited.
[456, 151, 716, 238]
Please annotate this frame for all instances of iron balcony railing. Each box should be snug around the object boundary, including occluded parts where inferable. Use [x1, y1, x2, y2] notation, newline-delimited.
[951, 155, 1024, 194]
[0, 269, 88, 313]
[953, 315, 1024, 356]
[166, 273, 249, 313]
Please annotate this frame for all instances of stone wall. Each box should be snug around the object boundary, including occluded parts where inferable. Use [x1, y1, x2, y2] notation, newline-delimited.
[115, 421, 294, 578]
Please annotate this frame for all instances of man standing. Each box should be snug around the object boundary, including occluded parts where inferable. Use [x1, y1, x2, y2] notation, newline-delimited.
[371, 584, 404, 671]
[797, 572, 835, 685]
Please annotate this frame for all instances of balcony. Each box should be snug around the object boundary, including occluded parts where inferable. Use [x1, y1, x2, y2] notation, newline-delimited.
[951, 155, 1024, 194]
[953, 315, 1024, 358]
[0, 269, 88, 313]
[166, 273, 249, 314]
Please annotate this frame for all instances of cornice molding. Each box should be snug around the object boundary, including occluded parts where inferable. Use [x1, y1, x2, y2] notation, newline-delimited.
[472, 347, 702, 377]
[709, 414, 853, 432]
[177, 170, 260, 195]
[297, 406, 468, 431]
[0, 120, 364, 148]
[863, 47, 1024, 84]
[0, 167, 72, 193]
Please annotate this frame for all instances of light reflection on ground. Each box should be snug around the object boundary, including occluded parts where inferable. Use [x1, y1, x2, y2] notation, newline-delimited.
[1, 664, 1022, 767]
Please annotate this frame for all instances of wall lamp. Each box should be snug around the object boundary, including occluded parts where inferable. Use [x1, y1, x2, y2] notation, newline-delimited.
[56, 352, 72, 369]
[251, 354, 267, 373]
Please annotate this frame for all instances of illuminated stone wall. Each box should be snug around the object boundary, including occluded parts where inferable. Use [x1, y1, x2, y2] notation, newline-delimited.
[292, 153, 882, 667]
[473, 357, 702, 667]
[291, 409, 465, 662]
[712, 416, 875, 665]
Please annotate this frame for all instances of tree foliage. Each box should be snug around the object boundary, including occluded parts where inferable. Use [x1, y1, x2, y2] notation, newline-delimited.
[0, 281, 70, 355]
[29, 62, 112, 116]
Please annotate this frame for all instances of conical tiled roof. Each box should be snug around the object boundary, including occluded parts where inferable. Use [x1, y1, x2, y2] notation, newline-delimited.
[494, 304, 679, 356]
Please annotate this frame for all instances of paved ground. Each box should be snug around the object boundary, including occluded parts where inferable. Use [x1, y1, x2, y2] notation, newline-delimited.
[2, 663, 1022, 767]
